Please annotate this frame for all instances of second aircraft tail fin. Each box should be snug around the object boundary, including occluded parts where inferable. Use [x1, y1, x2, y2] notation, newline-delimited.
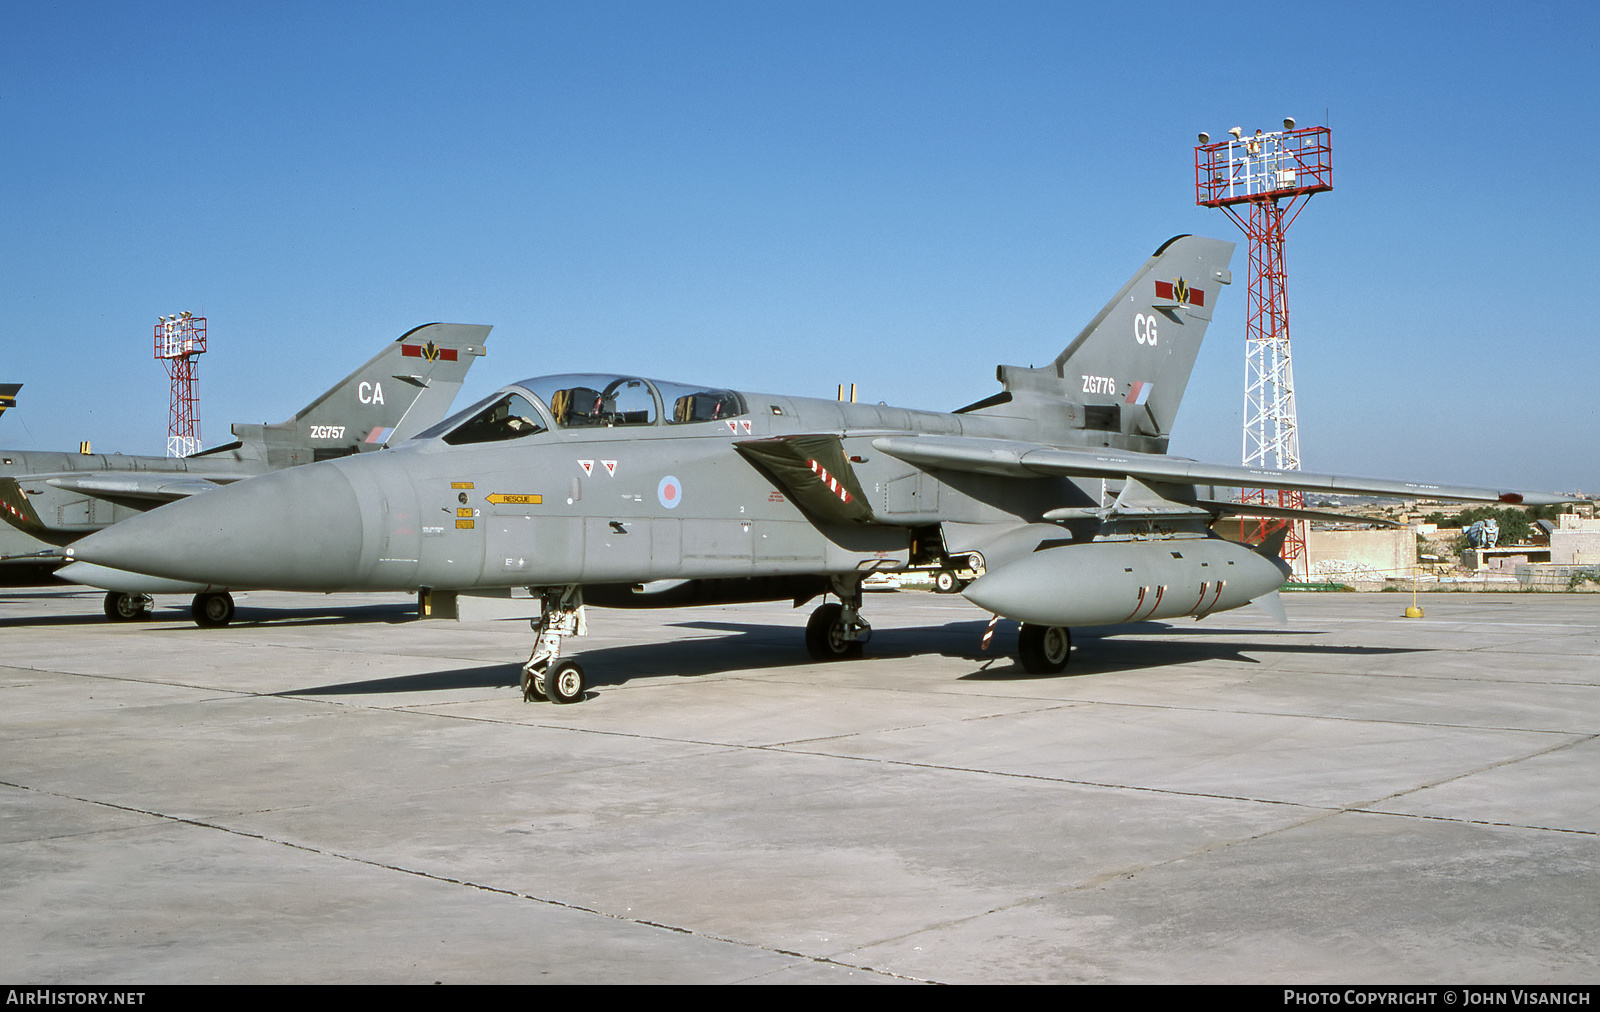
[285, 322, 491, 443]
[227, 323, 490, 464]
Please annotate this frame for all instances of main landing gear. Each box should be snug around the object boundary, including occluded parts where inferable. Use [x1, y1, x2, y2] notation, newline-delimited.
[104, 592, 153, 621]
[192, 592, 235, 627]
[1016, 623, 1071, 674]
[521, 586, 588, 704]
[102, 591, 236, 626]
[805, 576, 873, 661]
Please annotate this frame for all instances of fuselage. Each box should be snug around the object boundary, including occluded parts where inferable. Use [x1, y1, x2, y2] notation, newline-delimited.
[66, 371, 1292, 626]
[65, 373, 1102, 590]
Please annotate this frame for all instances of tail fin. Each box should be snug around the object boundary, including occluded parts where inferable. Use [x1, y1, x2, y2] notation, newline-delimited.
[231, 323, 490, 462]
[982, 235, 1234, 444]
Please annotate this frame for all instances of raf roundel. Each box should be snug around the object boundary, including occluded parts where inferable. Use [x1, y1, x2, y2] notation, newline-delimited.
[657, 475, 682, 510]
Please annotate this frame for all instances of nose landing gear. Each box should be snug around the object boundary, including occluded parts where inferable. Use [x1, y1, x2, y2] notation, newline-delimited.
[521, 586, 588, 703]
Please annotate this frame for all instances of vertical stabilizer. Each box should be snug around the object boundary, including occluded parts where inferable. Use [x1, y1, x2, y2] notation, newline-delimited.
[241, 323, 490, 460]
[990, 235, 1234, 441]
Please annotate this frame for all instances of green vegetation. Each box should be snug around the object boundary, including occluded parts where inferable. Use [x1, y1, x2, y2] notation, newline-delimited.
[1570, 569, 1600, 590]
[1422, 505, 1560, 549]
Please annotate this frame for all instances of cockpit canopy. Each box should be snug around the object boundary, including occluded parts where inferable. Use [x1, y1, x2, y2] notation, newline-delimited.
[438, 392, 546, 446]
[415, 374, 745, 446]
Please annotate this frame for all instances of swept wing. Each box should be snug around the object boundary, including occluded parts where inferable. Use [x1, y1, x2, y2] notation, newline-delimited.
[871, 435, 1564, 507]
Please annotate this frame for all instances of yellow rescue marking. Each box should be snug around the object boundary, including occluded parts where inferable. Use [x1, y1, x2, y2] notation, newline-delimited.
[456, 508, 474, 517]
[487, 493, 543, 505]
[456, 518, 475, 529]
[451, 481, 474, 489]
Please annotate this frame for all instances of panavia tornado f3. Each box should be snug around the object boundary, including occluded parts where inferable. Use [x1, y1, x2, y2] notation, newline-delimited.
[0, 323, 488, 616]
[65, 236, 1564, 701]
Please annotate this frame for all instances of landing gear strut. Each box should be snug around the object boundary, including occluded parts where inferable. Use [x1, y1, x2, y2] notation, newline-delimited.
[191, 592, 235, 627]
[522, 586, 587, 703]
[805, 576, 872, 661]
[104, 592, 153, 621]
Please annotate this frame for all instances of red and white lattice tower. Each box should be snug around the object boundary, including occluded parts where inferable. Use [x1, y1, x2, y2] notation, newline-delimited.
[154, 312, 206, 457]
[1195, 122, 1332, 579]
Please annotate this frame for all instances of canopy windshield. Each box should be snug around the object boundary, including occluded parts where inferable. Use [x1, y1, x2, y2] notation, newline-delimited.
[519, 375, 745, 428]
[439, 392, 547, 445]
[414, 374, 748, 443]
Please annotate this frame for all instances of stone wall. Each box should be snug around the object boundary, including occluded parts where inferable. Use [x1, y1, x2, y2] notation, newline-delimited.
[1305, 528, 1417, 582]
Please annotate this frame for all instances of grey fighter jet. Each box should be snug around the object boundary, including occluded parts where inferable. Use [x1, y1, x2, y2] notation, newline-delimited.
[66, 237, 1563, 700]
[1, 323, 489, 618]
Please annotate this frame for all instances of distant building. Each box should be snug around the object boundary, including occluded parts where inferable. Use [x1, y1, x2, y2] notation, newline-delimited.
[1551, 513, 1600, 566]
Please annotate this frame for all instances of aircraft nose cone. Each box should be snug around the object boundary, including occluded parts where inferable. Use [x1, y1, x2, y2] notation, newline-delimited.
[71, 464, 367, 590]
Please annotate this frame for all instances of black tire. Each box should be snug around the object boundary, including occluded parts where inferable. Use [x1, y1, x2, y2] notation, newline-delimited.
[805, 602, 864, 660]
[545, 660, 585, 704]
[520, 668, 546, 703]
[104, 592, 152, 621]
[933, 570, 958, 594]
[1017, 623, 1071, 674]
[192, 592, 235, 628]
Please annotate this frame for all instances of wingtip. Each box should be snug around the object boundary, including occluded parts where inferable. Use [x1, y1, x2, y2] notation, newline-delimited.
[1502, 491, 1582, 507]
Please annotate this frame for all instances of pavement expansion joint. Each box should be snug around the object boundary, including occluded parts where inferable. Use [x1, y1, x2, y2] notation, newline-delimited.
[761, 703, 1077, 749]
[1346, 730, 1600, 836]
[1348, 807, 1598, 837]
[882, 759, 1596, 949]
[7, 776, 929, 981]
[991, 691, 1599, 735]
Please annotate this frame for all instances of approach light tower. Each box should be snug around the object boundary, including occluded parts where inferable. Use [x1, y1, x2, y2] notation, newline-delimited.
[1195, 120, 1332, 578]
[154, 312, 206, 457]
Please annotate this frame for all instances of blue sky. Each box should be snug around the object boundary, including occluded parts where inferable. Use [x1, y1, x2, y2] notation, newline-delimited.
[4, 2, 1595, 493]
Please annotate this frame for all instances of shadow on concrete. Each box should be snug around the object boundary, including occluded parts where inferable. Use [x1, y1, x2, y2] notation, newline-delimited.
[0, 590, 114, 627]
[0, 611, 123, 629]
[959, 638, 1424, 682]
[281, 663, 524, 696]
[212, 602, 418, 627]
[0, 597, 418, 629]
[276, 615, 1424, 697]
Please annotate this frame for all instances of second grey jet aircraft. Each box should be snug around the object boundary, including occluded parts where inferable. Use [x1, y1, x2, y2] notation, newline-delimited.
[1, 323, 488, 621]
